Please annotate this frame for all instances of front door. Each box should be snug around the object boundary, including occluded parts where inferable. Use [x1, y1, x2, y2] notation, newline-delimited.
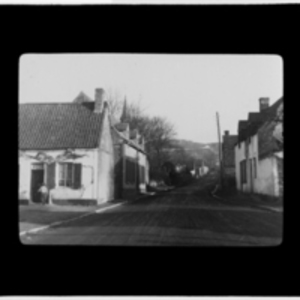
[31, 163, 44, 203]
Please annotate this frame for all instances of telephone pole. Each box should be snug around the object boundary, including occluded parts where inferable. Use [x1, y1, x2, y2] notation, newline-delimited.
[216, 112, 223, 189]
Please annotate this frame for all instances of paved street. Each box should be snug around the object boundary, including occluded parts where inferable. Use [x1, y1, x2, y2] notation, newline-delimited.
[20, 180, 283, 246]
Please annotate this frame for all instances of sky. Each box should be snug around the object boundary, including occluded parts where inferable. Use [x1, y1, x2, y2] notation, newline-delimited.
[19, 54, 283, 144]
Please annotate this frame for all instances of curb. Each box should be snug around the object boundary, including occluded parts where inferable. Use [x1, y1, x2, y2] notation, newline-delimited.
[19, 201, 127, 237]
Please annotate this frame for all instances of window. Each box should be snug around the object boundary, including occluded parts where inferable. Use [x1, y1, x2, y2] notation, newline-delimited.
[59, 163, 82, 188]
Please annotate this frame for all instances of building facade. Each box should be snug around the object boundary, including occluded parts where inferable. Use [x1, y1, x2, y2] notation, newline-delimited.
[235, 97, 283, 198]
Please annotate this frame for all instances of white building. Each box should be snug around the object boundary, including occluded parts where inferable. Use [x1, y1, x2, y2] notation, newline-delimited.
[235, 97, 283, 197]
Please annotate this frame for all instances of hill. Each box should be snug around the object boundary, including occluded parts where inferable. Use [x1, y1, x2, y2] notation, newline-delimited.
[165, 139, 220, 168]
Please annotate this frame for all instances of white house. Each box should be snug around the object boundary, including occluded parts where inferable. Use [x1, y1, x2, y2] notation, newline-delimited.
[19, 88, 116, 205]
[235, 97, 283, 198]
[19, 88, 150, 205]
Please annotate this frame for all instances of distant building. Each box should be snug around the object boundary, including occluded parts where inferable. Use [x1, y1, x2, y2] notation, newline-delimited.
[234, 97, 283, 198]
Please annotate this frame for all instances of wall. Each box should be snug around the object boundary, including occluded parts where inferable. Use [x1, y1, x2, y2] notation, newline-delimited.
[19, 149, 98, 203]
[19, 157, 31, 200]
[276, 154, 283, 197]
[137, 151, 148, 193]
[244, 134, 258, 193]
[258, 120, 281, 160]
[122, 143, 138, 199]
[254, 156, 277, 196]
[236, 133, 281, 197]
[97, 109, 115, 204]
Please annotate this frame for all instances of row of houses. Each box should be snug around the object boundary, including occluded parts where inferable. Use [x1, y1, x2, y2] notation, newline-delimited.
[19, 88, 150, 205]
[222, 96, 283, 198]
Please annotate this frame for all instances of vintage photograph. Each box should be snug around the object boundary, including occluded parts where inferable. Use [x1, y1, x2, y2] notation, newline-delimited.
[18, 54, 283, 245]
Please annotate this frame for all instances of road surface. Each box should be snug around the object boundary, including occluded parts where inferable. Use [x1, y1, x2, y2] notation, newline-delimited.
[20, 181, 283, 246]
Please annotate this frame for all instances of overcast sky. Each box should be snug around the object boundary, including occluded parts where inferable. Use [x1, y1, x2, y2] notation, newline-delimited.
[19, 54, 283, 144]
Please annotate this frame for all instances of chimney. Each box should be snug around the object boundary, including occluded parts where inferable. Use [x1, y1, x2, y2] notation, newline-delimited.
[94, 88, 105, 113]
[259, 97, 270, 112]
[225, 130, 229, 136]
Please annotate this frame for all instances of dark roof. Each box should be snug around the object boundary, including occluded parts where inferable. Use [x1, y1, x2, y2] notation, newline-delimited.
[73, 91, 93, 104]
[238, 120, 248, 132]
[115, 122, 129, 132]
[19, 102, 104, 150]
[262, 97, 283, 122]
[248, 112, 264, 123]
[237, 97, 283, 144]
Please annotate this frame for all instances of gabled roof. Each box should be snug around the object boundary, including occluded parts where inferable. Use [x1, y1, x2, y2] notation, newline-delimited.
[237, 97, 283, 144]
[19, 102, 105, 150]
[73, 91, 93, 104]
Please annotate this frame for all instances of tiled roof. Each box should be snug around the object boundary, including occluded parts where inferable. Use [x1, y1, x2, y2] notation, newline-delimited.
[237, 97, 283, 143]
[19, 102, 104, 150]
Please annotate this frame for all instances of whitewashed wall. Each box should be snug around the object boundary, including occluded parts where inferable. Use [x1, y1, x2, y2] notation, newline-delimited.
[255, 156, 277, 196]
[97, 109, 115, 203]
[19, 149, 98, 202]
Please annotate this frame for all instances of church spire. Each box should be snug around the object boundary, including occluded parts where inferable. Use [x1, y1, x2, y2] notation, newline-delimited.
[120, 96, 128, 123]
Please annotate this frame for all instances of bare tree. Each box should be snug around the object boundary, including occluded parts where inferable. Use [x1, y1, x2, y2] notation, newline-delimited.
[105, 87, 124, 120]
[105, 87, 177, 181]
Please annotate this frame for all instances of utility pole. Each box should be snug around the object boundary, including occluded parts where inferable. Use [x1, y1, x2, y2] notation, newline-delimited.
[216, 112, 223, 189]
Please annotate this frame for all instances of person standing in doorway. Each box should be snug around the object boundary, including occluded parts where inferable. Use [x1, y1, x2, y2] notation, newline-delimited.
[38, 183, 48, 205]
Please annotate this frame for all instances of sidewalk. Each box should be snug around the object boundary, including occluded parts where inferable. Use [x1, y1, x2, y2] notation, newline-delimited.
[19, 201, 124, 234]
[213, 188, 283, 212]
[19, 193, 157, 235]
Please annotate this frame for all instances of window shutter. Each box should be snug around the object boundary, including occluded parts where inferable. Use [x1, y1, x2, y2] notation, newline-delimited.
[74, 163, 82, 189]
[46, 163, 56, 189]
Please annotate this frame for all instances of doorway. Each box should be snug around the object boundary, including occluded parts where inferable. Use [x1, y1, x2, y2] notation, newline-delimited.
[31, 163, 45, 203]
